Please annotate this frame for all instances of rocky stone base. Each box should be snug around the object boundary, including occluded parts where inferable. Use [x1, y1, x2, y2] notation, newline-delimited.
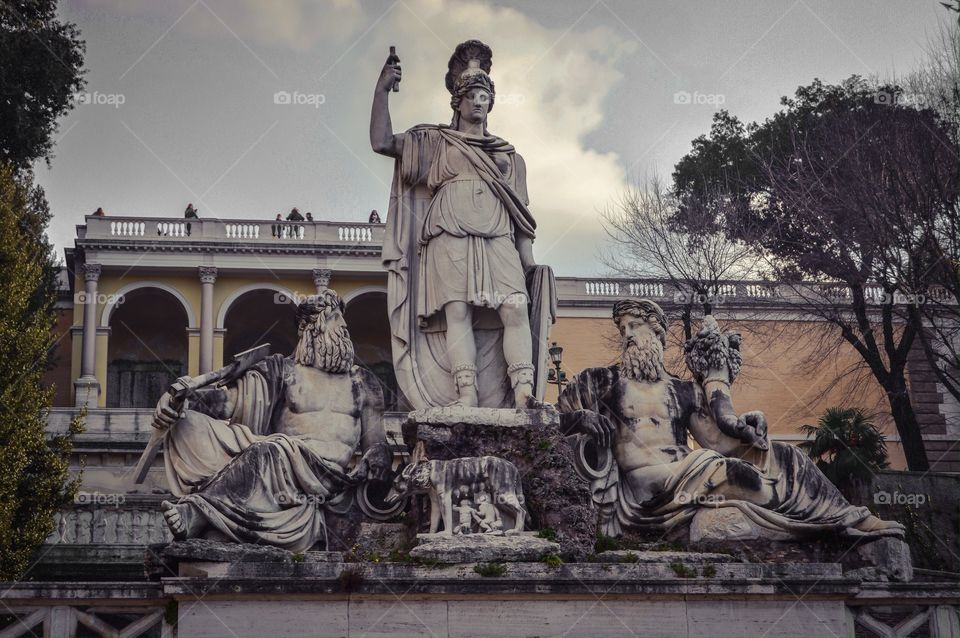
[593, 550, 737, 564]
[403, 406, 596, 560]
[349, 522, 413, 560]
[149, 539, 343, 578]
[684, 509, 914, 581]
[850, 536, 914, 582]
[409, 532, 561, 563]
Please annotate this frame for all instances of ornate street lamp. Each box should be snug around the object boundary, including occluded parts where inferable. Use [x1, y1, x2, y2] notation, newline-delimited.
[547, 341, 567, 391]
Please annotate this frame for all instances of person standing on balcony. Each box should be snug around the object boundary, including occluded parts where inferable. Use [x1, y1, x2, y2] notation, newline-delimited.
[368, 209, 382, 224]
[184, 203, 198, 219]
[287, 207, 304, 221]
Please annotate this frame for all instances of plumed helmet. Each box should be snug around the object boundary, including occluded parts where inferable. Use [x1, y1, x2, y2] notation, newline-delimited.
[446, 39, 496, 113]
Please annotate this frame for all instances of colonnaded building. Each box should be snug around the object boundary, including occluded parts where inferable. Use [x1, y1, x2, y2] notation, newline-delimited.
[34, 211, 957, 548]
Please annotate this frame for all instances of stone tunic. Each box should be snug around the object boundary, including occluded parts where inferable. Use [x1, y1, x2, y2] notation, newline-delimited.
[407, 129, 528, 322]
[383, 124, 548, 408]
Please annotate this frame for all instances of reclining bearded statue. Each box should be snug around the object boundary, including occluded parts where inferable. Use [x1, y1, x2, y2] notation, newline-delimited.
[557, 299, 905, 541]
[150, 290, 392, 552]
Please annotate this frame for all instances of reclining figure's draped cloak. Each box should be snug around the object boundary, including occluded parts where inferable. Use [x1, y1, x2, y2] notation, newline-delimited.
[163, 354, 355, 552]
[559, 366, 901, 540]
[382, 124, 555, 409]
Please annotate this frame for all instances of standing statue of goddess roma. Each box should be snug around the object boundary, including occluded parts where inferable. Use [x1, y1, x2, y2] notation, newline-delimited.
[370, 40, 556, 410]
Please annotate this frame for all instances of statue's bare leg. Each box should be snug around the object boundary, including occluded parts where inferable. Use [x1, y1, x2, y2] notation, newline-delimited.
[161, 500, 206, 540]
[498, 295, 539, 408]
[444, 301, 479, 408]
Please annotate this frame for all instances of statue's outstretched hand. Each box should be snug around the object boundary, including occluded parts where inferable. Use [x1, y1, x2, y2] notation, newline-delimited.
[562, 410, 615, 448]
[151, 376, 190, 431]
[736, 410, 769, 451]
[152, 394, 181, 431]
[376, 59, 401, 93]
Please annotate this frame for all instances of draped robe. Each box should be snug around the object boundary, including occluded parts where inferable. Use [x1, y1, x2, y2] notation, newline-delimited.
[163, 354, 357, 552]
[382, 125, 556, 409]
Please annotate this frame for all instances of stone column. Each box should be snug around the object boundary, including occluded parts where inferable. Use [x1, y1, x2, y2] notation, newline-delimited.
[199, 266, 218, 374]
[312, 268, 332, 295]
[74, 263, 102, 407]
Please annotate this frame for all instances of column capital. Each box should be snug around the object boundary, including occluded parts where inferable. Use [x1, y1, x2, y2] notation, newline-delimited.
[198, 266, 219, 284]
[312, 268, 332, 291]
[82, 263, 102, 282]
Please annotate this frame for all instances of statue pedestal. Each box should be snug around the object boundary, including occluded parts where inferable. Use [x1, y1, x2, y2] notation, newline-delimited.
[410, 531, 560, 563]
[402, 406, 596, 560]
[152, 539, 343, 578]
[159, 555, 909, 638]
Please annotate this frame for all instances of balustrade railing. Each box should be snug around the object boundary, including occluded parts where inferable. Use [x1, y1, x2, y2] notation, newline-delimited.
[86, 215, 384, 246]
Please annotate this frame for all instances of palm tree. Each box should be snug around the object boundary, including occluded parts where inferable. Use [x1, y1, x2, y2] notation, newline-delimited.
[799, 407, 889, 498]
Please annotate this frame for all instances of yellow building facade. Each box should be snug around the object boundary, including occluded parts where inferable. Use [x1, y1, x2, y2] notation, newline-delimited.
[47, 213, 960, 472]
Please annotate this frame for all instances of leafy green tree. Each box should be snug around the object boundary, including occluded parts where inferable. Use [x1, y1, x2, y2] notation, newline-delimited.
[800, 407, 889, 498]
[672, 77, 959, 471]
[0, 163, 80, 580]
[902, 12, 960, 414]
[0, 0, 85, 169]
[0, 0, 85, 579]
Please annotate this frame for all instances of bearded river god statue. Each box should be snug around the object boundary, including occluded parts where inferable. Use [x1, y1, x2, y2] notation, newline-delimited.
[146, 290, 393, 552]
[557, 299, 906, 541]
[370, 39, 556, 410]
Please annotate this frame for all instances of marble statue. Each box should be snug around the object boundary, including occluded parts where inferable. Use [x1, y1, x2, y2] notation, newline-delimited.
[385, 454, 527, 535]
[557, 299, 906, 540]
[371, 39, 556, 410]
[150, 289, 392, 552]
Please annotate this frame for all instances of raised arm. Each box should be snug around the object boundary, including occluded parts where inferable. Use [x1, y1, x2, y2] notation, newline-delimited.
[370, 59, 402, 158]
[684, 316, 769, 458]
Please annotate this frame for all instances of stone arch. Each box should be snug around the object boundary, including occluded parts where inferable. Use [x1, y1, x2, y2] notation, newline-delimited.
[100, 281, 196, 329]
[222, 288, 298, 361]
[106, 286, 189, 408]
[216, 283, 296, 330]
[343, 285, 388, 307]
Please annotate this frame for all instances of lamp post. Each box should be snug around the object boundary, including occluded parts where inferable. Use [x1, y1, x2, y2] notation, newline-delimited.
[547, 341, 567, 391]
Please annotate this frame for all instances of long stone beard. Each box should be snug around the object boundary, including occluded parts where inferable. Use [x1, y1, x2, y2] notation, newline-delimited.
[294, 323, 354, 373]
[620, 335, 665, 382]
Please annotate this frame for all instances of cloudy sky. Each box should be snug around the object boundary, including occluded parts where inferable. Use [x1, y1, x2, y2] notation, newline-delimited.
[40, 0, 948, 275]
